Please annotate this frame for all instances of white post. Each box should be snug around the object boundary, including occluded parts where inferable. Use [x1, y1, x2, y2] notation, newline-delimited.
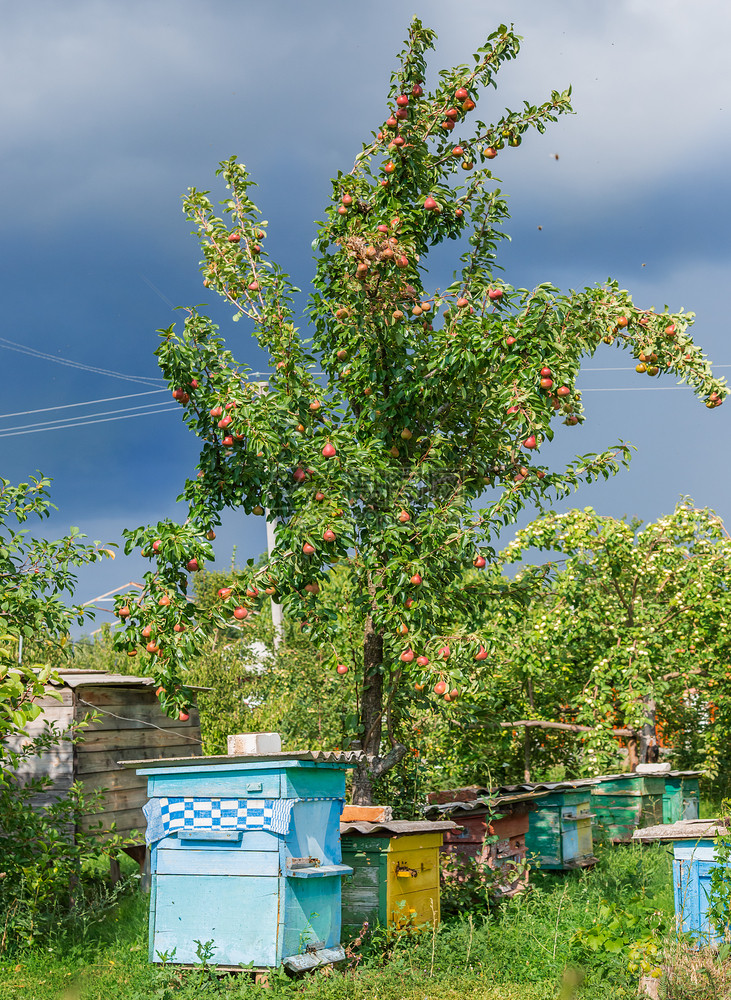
[265, 513, 284, 650]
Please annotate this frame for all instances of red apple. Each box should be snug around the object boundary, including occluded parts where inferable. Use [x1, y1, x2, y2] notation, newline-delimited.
[455, 87, 469, 101]
[172, 388, 186, 400]
[506, 336, 516, 346]
[396, 94, 409, 107]
[557, 386, 570, 397]
[218, 587, 232, 600]
[186, 558, 200, 572]
[438, 645, 450, 660]
[152, 539, 162, 553]
[484, 147, 497, 159]
[410, 574, 422, 586]
[336, 663, 348, 675]
[457, 297, 469, 308]
[488, 288, 503, 300]
[341, 194, 353, 206]
[452, 146, 464, 157]
[617, 316, 628, 328]
[303, 543, 316, 555]
[233, 606, 249, 620]
[434, 680, 447, 695]
[540, 367, 552, 377]
[473, 556, 486, 568]
[523, 435, 537, 450]
[416, 655, 429, 667]
[540, 378, 553, 390]
[179, 711, 190, 722]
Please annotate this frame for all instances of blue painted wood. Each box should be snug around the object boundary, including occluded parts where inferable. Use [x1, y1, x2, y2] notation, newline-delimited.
[282, 767, 346, 800]
[286, 865, 352, 878]
[178, 830, 241, 842]
[157, 830, 279, 852]
[282, 875, 341, 957]
[141, 754, 353, 968]
[147, 769, 281, 798]
[156, 848, 280, 877]
[150, 874, 280, 966]
[673, 840, 719, 947]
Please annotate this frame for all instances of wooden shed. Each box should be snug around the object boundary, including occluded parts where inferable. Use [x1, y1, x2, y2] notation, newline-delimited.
[8, 669, 202, 846]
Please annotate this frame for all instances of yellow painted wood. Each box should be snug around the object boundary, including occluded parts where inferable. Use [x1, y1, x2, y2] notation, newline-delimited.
[384, 833, 442, 929]
[386, 832, 442, 852]
[387, 886, 440, 928]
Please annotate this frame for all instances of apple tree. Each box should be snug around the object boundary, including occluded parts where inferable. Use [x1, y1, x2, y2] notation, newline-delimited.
[115, 19, 726, 802]
[492, 501, 731, 780]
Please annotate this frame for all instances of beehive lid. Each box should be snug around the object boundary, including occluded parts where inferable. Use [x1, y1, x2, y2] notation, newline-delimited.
[49, 669, 210, 691]
[121, 749, 368, 768]
[632, 818, 727, 842]
[340, 819, 458, 836]
[423, 789, 551, 815]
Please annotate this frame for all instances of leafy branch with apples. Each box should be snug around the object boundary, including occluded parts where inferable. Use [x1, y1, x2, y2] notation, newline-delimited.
[113, 18, 726, 802]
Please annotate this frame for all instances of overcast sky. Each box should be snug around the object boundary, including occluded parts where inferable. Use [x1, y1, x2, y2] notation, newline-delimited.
[1, 0, 729, 627]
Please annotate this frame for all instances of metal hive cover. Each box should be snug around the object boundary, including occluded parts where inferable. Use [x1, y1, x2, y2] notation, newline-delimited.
[340, 819, 458, 836]
[122, 749, 369, 768]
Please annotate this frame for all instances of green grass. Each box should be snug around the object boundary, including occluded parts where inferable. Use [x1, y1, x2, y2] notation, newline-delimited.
[0, 845, 681, 1000]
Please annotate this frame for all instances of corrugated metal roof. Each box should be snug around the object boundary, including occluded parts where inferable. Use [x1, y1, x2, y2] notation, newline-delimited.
[495, 779, 600, 794]
[49, 669, 210, 692]
[633, 819, 726, 842]
[122, 749, 368, 769]
[424, 790, 550, 815]
[340, 819, 458, 837]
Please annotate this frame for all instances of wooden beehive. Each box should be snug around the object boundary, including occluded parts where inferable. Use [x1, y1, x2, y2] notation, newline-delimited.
[634, 818, 726, 947]
[521, 782, 598, 870]
[424, 786, 537, 896]
[340, 818, 456, 938]
[8, 669, 202, 842]
[591, 773, 664, 843]
[663, 771, 702, 823]
[132, 749, 361, 971]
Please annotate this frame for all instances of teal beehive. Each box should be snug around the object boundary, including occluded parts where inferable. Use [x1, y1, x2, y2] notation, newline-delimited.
[129, 744, 361, 972]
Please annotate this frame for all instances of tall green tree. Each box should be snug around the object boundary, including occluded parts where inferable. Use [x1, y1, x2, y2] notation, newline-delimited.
[114, 20, 725, 802]
[492, 501, 731, 779]
[0, 476, 113, 752]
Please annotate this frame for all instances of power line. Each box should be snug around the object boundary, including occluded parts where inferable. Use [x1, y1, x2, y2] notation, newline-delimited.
[0, 400, 175, 435]
[0, 406, 179, 439]
[0, 388, 168, 420]
[0, 337, 166, 387]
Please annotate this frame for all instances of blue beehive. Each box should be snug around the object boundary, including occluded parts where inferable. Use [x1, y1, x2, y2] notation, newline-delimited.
[128, 744, 362, 971]
[633, 817, 726, 947]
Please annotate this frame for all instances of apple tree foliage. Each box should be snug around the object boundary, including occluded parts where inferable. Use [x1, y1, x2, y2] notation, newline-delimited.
[114, 20, 726, 801]
[0, 476, 113, 754]
[488, 501, 731, 783]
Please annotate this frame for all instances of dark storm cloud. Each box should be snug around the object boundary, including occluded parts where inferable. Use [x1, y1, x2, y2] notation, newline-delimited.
[0, 0, 729, 615]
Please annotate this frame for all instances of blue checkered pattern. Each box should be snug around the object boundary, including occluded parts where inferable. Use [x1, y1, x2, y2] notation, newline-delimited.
[143, 797, 294, 844]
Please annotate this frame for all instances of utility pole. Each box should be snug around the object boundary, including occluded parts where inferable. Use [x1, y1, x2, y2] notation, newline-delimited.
[265, 513, 283, 651]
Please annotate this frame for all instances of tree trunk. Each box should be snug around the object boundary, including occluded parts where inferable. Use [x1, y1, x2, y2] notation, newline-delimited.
[639, 697, 659, 764]
[352, 615, 384, 805]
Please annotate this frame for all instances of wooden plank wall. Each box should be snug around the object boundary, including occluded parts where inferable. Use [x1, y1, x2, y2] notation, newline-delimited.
[5, 690, 75, 808]
[75, 684, 202, 841]
[6, 681, 202, 846]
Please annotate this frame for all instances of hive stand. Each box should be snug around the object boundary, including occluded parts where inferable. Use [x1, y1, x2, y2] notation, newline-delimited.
[129, 750, 361, 971]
